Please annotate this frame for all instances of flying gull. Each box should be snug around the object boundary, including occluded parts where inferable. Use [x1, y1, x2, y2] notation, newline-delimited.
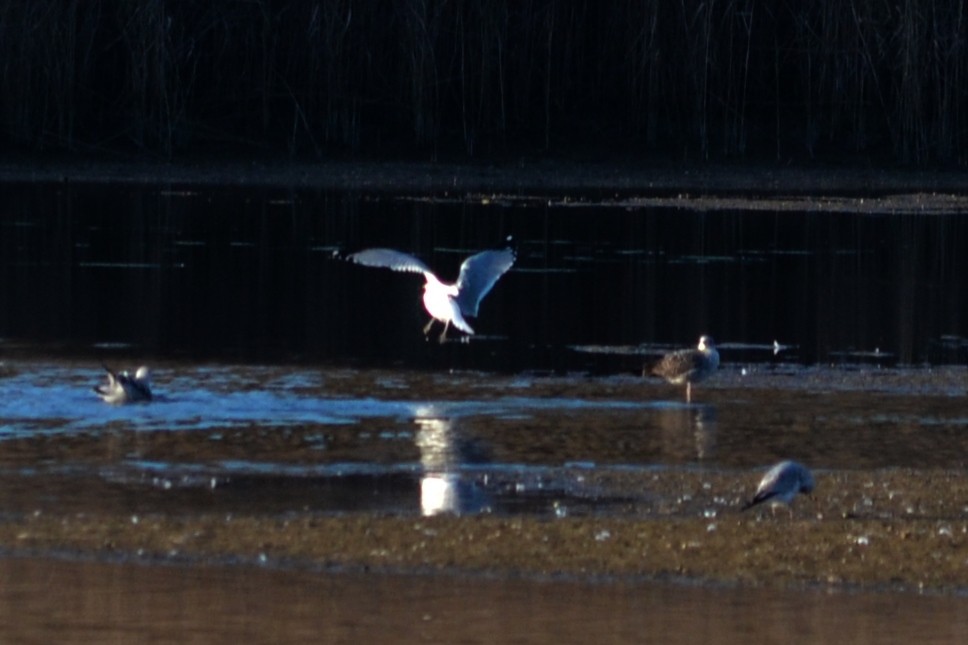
[345, 245, 515, 343]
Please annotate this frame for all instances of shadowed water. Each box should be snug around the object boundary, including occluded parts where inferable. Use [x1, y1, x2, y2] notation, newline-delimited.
[1, 183, 966, 369]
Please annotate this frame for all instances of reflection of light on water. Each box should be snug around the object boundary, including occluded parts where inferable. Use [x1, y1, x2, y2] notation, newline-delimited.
[414, 411, 458, 516]
[420, 473, 460, 517]
[655, 404, 718, 461]
[693, 406, 717, 460]
[414, 412, 455, 472]
[414, 407, 488, 516]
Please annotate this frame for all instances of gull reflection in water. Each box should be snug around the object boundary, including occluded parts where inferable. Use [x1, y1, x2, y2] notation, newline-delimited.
[414, 408, 491, 516]
[654, 404, 718, 461]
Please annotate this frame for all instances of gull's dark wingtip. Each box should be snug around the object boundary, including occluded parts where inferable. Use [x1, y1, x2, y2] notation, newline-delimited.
[740, 496, 762, 511]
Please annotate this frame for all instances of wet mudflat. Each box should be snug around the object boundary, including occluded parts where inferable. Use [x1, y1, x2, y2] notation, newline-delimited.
[1, 359, 967, 590]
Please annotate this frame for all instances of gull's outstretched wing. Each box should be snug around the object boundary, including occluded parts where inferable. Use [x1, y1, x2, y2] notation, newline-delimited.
[455, 248, 515, 317]
[346, 248, 433, 277]
[93, 365, 120, 397]
[346, 249, 432, 273]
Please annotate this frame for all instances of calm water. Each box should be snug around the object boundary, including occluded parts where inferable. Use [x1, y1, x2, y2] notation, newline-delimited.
[1, 182, 966, 368]
[1, 181, 967, 641]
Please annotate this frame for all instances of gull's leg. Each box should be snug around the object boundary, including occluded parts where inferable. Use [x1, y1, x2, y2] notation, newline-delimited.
[438, 321, 450, 344]
[423, 318, 436, 336]
[685, 383, 692, 404]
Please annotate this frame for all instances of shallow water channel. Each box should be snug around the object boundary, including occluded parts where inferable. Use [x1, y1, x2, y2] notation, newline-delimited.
[1, 181, 967, 641]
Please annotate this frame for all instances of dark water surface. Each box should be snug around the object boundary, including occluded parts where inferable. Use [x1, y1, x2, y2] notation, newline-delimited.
[1, 181, 968, 641]
[2, 182, 966, 368]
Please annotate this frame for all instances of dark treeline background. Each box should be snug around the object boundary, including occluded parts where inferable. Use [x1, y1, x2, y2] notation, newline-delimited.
[1, 0, 966, 165]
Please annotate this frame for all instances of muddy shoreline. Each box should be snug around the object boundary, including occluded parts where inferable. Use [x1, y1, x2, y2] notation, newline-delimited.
[2, 362, 968, 594]
[5, 467, 968, 594]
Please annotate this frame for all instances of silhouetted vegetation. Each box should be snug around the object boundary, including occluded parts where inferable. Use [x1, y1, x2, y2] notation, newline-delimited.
[1, 0, 966, 164]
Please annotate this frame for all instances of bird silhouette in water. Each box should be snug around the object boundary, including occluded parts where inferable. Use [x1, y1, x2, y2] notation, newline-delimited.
[94, 365, 153, 404]
[741, 460, 815, 517]
[648, 335, 719, 403]
[345, 244, 515, 343]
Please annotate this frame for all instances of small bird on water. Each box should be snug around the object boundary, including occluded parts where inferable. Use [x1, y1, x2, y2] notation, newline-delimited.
[741, 460, 815, 516]
[94, 365, 152, 404]
[648, 335, 720, 403]
[344, 244, 515, 343]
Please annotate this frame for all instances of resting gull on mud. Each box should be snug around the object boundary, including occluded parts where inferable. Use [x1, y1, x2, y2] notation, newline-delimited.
[93, 365, 153, 404]
[648, 335, 720, 403]
[345, 245, 515, 343]
[741, 460, 815, 516]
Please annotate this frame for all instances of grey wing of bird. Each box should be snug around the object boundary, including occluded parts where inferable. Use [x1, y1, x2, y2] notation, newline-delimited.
[741, 466, 787, 509]
[455, 248, 515, 316]
[346, 248, 433, 277]
[761, 462, 802, 495]
[780, 461, 814, 493]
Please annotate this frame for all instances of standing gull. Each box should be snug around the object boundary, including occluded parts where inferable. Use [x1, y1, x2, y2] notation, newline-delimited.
[345, 245, 515, 343]
[649, 335, 719, 403]
[94, 365, 153, 404]
[741, 460, 815, 516]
